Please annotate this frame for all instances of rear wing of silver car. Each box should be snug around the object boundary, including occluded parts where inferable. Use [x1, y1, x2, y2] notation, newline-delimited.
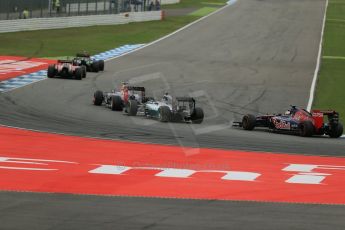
[176, 97, 195, 103]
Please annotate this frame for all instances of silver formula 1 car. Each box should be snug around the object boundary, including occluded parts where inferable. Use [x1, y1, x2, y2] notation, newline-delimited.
[129, 94, 204, 123]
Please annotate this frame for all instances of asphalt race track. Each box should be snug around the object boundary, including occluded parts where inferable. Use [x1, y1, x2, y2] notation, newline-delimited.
[1, 0, 345, 229]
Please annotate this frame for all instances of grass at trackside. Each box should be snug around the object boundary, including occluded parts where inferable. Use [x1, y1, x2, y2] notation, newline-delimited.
[188, 7, 218, 16]
[162, 0, 226, 9]
[313, 0, 345, 124]
[0, 16, 199, 58]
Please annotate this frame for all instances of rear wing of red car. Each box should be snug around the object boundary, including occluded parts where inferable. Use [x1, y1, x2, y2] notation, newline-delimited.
[311, 109, 340, 129]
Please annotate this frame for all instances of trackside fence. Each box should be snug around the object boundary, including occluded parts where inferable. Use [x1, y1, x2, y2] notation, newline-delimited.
[0, 11, 162, 33]
[0, 0, 162, 20]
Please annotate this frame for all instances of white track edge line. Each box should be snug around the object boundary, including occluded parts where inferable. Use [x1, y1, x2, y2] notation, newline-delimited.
[307, 0, 328, 111]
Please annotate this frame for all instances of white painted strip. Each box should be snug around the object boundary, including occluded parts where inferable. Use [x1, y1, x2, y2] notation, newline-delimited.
[227, 0, 237, 5]
[327, 18, 345, 23]
[323, 55, 345, 60]
[307, 0, 328, 111]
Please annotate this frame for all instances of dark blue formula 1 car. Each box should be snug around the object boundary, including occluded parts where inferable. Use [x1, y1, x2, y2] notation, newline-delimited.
[234, 106, 343, 138]
[73, 52, 104, 73]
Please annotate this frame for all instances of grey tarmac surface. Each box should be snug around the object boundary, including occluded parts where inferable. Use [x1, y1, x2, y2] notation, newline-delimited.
[1, 0, 344, 229]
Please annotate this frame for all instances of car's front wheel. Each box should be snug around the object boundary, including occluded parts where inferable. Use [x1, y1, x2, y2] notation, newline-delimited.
[125, 100, 138, 116]
[299, 120, 314, 137]
[111, 95, 123, 111]
[158, 106, 171, 122]
[93, 90, 104, 106]
[242, 114, 256, 130]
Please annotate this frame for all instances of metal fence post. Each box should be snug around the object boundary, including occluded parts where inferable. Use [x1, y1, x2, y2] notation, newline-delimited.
[6, 0, 10, 20]
[78, 0, 81, 15]
[40, 0, 43, 17]
[49, 0, 52, 16]
[96, 0, 98, 14]
[68, 0, 71, 16]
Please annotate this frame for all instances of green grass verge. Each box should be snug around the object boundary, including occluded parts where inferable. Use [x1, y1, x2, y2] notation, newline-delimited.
[0, 15, 199, 58]
[313, 0, 345, 124]
[162, 0, 226, 9]
[188, 7, 218, 16]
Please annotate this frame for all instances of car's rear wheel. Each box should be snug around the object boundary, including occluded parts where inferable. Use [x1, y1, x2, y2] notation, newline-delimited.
[98, 60, 105, 71]
[158, 106, 171, 122]
[81, 66, 87, 78]
[299, 120, 314, 137]
[91, 61, 99, 72]
[75, 68, 83, 80]
[242, 114, 256, 130]
[191, 107, 204, 124]
[125, 100, 138, 116]
[47, 65, 55, 78]
[93, 90, 104, 106]
[111, 95, 123, 111]
[328, 122, 343, 138]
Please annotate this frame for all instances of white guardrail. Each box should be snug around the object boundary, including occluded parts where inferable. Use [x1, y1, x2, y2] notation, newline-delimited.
[0, 11, 162, 33]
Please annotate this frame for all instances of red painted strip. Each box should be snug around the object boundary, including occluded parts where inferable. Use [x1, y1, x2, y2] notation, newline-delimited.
[0, 126, 345, 204]
[0, 56, 56, 81]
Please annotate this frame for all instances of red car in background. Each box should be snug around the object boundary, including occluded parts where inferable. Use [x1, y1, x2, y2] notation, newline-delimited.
[47, 60, 86, 80]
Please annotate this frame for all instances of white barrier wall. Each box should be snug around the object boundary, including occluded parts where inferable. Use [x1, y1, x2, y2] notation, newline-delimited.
[0, 11, 161, 33]
[161, 0, 180, 4]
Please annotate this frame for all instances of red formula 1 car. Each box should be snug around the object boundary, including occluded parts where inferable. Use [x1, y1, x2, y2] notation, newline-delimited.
[234, 106, 343, 138]
[47, 60, 86, 80]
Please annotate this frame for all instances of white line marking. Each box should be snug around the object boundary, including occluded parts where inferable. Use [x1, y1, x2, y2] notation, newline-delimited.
[307, 0, 328, 111]
[327, 18, 345, 23]
[323, 56, 345, 60]
[227, 0, 237, 5]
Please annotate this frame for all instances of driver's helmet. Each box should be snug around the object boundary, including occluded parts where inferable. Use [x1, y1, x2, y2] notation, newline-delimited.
[121, 82, 128, 90]
[162, 93, 172, 103]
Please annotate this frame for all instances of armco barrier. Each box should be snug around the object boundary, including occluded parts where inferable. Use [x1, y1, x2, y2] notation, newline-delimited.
[0, 11, 161, 33]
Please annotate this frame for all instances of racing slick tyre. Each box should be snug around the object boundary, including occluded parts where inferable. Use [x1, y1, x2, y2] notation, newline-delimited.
[158, 106, 171, 122]
[81, 66, 87, 78]
[93, 90, 104, 106]
[299, 120, 314, 137]
[98, 60, 105, 71]
[328, 122, 343, 138]
[242, 114, 256, 130]
[75, 68, 83, 80]
[111, 95, 123, 111]
[125, 100, 138, 116]
[191, 107, 204, 124]
[47, 65, 55, 78]
[91, 61, 99, 73]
